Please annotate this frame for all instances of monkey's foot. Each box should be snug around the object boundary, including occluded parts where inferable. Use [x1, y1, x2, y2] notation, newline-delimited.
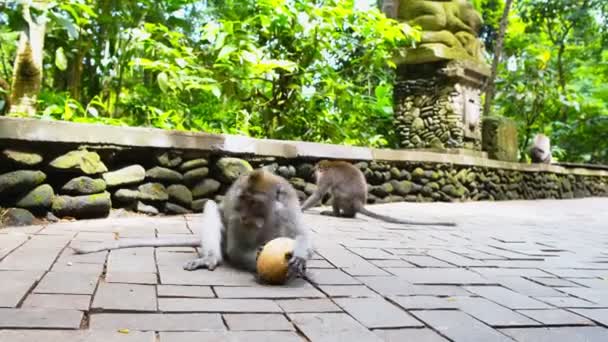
[183, 255, 220, 271]
[319, 210, 338, 217]
[287, 256, 307, 279]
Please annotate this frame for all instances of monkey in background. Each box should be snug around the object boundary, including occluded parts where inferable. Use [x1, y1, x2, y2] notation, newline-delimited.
[73, 169, 312, 278]
[301, 160, 456, 227]
[529, 133, 552, 164]
[0, 78, 10, 115]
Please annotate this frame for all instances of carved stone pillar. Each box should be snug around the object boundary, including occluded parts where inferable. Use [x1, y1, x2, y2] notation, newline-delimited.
[384, 0, 490, 151]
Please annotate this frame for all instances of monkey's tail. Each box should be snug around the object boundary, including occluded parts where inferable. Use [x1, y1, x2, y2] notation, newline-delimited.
[357, 207, 456, 227]
[71, 236, 200, 254]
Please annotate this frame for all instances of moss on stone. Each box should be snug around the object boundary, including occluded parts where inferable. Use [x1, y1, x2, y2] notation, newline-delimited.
[49, 150, 108, 174]
[2, 149, 43, 166]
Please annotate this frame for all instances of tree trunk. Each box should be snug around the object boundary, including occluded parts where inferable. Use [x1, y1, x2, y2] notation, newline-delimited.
[9, 3, 48, 116]
[0, 78, 10, 115]
[482, 0, 514, 117]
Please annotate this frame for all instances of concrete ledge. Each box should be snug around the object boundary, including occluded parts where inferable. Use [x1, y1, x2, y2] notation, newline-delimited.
[1, 117, 606, 177]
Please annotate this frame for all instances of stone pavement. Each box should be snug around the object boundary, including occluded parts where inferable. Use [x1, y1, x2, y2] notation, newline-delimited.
[1, 198, 608, 341]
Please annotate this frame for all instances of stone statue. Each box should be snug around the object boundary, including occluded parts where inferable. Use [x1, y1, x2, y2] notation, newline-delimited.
[383, 0, 485, 64]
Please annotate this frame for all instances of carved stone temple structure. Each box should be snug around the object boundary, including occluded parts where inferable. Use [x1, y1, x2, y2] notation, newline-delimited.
[382, 0, 491, 151]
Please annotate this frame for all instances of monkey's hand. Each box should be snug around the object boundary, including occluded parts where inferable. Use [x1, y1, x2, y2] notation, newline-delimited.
[183, 254, 221, 271]
[287, 254, 307, 279]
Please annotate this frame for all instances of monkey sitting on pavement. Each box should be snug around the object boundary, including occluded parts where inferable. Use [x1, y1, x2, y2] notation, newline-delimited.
[529, 133, 552, 164]
[72, 169, 313, 278]
[301, 160, 456, 227]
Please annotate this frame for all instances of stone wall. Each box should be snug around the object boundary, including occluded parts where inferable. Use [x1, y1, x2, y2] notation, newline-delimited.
[0, 118, 606, 226]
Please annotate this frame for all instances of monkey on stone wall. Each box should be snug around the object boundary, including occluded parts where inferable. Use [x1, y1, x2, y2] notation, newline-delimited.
[301, 160, 456, 226]
[529, 133, 552, 164]
[73, 169, 313, 279]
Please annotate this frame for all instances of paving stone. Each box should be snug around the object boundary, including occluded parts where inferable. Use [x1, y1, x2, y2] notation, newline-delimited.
[529, 277, 580, 287]
[92, 283, 156, 311]
[501, 327, 608, 342]
[390, 296, 461, 310]
[465, 286, 552, 309]
[22, 294, 90, 310]
[0, 270, 43, 307]
[401, 255, 453, 267]
[159, 331, 304, 342]
[306, 259, 335, 268]
[34, 271, 99, 295]
[334, 297, 423, 328]
[224, 313, 295, 331]
[0, 247, 63, 271]
[289, 313, 384, 342]
[108, 247, 156, 273]
[412, 310, 514, 342]
[106, 271, 157, 284]
[214, 281, 325, 298]
[276, 299, 342, 313]
[307, 268, 361, 285]
[543, 269, 608, 278]
[159, 265, 257, 286]
[570, 278, 608, 289]
[451, 296, 539, 327]
[535, 296, 600, 308]
[0, 308, 83, 329]
[494, 276, 565, 297]
[0, 235, 28, 259]
[426, 250, 486, 267]
[349, 247, 400, 260]
[51, 261, 105, 273]
[557, 288, 608, 305]
[387, 268, 491, 285]
[159, 298, 282, 312]
[370, 259, 415, 268]
[355, 275, 416, 295]
[357, 275, 469, 296]
[518, 309, 593, 325]
[157, 285, 214, 298]
[342, 263, 392, 276]
[0, 330, 155, 342]
[571, 309, 608, 325]
[90, 313, 224, 331]
[373, 328, 449, 342]
[315, 245, 379, 268]
[319, 285, 380, 298]
[473, 268, 552, 279]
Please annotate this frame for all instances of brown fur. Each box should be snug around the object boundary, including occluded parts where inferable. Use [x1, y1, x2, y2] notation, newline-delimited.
[73, 169, 312, 279]
[302, 160, 456, 227]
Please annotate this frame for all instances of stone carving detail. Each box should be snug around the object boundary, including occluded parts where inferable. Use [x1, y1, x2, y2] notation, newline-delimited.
[384, 0, 486, 64]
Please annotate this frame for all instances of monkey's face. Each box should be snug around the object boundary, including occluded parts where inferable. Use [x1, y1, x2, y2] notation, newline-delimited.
[236, 192, 271, 229]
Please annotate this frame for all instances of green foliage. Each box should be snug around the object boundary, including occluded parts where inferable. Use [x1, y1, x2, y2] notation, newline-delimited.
[2, 0, 416, 148]
[488, 0, 608, 164]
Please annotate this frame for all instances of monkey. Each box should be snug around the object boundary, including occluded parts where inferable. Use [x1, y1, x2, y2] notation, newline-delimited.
[529, 133, 552, 164]
[72, 169, 313, 278]
[0, 78, 10, 115]
[301, 160, 456, 227]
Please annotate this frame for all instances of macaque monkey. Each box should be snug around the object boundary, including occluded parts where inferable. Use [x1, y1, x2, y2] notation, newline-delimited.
[0, 78, 10, 115]
[529, 133, 551, 164]
[73, 169, 312, 278]
[301, 160, 456, 227]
